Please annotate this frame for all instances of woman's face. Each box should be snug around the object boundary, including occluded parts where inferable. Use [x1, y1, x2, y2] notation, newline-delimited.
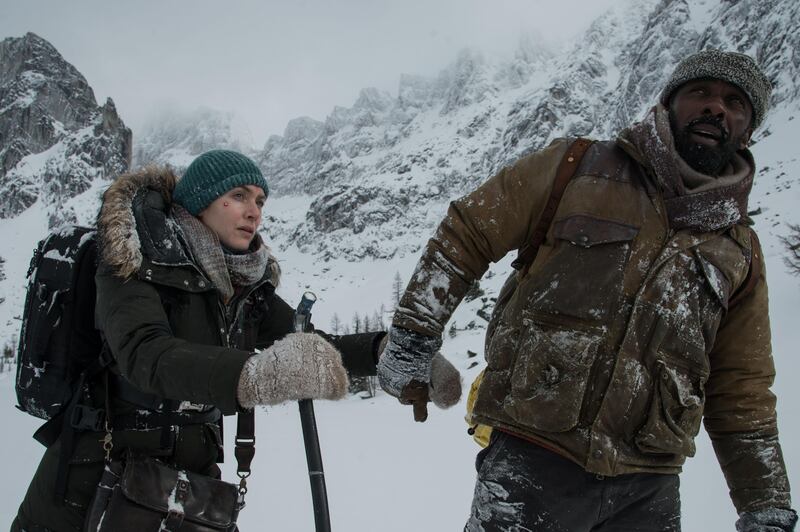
[198, 185, 266, 251]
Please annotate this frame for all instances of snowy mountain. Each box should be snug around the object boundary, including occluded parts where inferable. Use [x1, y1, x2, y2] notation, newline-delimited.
[133, 106, 255, 171]
[254, 0, 800, 263]
[0, 32, 131, 228]
[1, 0, 799, 530]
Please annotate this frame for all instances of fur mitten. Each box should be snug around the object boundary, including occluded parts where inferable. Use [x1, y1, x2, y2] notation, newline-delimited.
[237, 332, 349, 408]
[429, 352, 462, 409]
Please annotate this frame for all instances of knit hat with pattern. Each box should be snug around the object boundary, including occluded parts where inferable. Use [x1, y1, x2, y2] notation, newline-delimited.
[173, 150, 268, 215]
[660, 49, 772, 130]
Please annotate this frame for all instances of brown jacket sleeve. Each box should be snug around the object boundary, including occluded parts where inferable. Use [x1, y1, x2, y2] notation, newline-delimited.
[703, 247, 792, 513]
[392, 139, 570, 336]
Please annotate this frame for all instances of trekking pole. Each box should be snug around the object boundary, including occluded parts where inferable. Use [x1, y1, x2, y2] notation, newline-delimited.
[295, 291, 332, 532]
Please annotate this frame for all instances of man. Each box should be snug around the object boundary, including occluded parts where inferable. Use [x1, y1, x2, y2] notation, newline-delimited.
[378, 50, 796, 531]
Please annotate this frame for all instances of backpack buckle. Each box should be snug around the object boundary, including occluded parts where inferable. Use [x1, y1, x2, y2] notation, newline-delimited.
[69, 404, 106, 432]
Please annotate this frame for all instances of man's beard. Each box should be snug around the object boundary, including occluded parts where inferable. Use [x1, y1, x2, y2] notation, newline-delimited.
[669, 110, 743, 176]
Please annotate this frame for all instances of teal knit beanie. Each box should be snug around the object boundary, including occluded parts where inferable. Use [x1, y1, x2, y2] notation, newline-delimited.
[173, 150, 269, 215]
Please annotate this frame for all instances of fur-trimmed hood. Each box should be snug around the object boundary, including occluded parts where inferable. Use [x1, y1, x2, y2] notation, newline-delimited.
[97, 166, 281, 286]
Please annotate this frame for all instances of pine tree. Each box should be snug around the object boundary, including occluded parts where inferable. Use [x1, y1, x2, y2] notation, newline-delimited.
[352, 313, 361, 333]
[372, 310, 384, 331]
[330, 313, 342, 335]
[782, 224, 800, 276]
[392, 271, 403, 307]
[1, 341, 13, 375]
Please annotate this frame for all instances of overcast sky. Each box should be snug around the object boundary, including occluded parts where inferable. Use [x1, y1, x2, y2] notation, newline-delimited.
[1, 0, 619, 146]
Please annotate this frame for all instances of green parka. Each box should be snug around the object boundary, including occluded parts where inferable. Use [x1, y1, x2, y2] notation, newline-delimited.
[13, 167, 383, 532]
[393, 138, 791, 514]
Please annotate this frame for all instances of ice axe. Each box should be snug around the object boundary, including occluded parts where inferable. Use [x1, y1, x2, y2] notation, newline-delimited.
[295, 291, 331, 532]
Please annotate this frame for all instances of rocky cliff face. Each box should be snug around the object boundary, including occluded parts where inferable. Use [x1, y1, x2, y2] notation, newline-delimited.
[0, 32, 131, 226]
[247, 0, 799, 262]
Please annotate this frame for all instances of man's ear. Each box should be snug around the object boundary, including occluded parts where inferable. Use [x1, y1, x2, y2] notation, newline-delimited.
[739, 127, 753, 150]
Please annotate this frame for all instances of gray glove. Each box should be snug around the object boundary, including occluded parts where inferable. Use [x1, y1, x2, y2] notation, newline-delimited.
[736, 508, 798, 532]
[377, 326, 461, 421]
[237, 332, 349, 408]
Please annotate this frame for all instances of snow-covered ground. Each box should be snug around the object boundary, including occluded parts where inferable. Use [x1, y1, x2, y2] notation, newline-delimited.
[0, 255, 797, 532]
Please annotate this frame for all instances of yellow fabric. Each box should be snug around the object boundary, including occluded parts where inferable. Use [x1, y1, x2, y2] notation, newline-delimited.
[465, 369, 492, 447]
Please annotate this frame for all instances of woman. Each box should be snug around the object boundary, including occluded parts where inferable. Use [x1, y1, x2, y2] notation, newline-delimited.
[12, 149, 386, 530]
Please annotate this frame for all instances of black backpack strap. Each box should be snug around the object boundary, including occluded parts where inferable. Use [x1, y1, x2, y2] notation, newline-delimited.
[511, 138, 595, 276]
[32, 411, 68, 448]
[52, 370, 95, 502]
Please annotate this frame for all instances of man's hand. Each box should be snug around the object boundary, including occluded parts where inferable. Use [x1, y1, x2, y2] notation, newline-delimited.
[736, 508, 798, 532]
[399, 379, 430, 422]
[377, 326, 462, 422]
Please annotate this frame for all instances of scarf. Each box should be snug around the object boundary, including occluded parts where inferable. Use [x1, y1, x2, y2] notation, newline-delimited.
[172, 204, 270, 302]
[617, 104, 755, 232]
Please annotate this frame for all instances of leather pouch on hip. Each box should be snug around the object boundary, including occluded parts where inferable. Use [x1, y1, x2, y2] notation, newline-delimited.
[84, 452, 243, 531]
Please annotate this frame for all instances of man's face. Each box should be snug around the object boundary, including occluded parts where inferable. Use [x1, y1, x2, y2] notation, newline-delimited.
[668, 79, 754, 176]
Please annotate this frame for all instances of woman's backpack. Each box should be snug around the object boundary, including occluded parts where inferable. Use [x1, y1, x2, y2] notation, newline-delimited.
[15, 225, 103, 422]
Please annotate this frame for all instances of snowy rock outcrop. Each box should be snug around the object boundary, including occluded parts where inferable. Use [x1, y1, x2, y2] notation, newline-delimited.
[0, 32, 131, 225]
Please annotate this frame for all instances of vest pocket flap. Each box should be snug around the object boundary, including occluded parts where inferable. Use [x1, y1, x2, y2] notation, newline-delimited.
[553, 215, 639, 247]
[120, 455, 239, 527]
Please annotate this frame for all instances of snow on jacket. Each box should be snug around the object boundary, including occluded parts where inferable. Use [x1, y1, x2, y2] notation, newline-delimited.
[393, 138, 790, 513]
[95, 166, 383, 416]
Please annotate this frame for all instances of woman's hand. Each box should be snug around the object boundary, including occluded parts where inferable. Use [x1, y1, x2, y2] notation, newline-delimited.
[237, 333, 349, 408]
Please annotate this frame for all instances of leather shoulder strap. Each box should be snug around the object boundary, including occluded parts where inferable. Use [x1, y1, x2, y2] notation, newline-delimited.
[511, 138, 594, 274]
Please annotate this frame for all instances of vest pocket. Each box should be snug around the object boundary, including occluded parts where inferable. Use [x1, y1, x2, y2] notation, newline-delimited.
[525, 214, 638, 322]
[634, 358, 708, 457]
[503, 315, 602, 432]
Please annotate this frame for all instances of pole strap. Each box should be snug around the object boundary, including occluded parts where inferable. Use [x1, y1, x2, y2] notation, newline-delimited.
[235, 410, 256, 478]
